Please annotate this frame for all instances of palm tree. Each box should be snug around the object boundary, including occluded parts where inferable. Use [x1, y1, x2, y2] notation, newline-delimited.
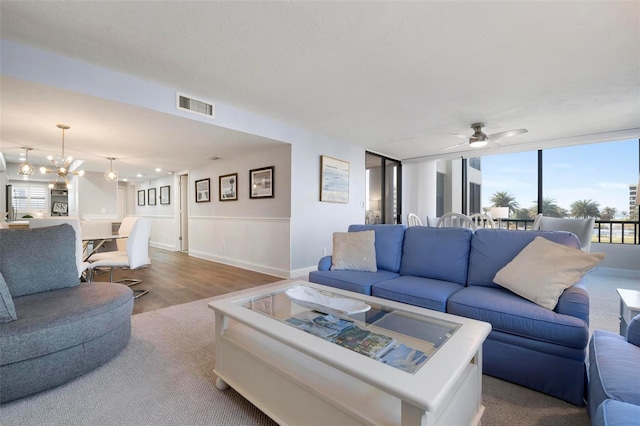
[570, 199, 600, 218]
[599, 207, 617, 221]
[513, 207, 533, 220]
[531, 197, 564, 217]
[489, 191, 519, 215]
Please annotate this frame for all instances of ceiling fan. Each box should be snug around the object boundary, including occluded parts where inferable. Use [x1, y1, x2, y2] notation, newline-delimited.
[443, 122, 528, 150]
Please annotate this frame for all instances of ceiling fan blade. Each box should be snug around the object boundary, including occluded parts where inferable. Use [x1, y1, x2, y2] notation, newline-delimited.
[450, 133, 469, 139]
[488, 128, 528, 140]
[441, 141, 469, 151]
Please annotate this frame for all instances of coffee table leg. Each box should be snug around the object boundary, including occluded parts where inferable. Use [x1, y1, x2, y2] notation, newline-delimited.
[215, 376, 230, 391]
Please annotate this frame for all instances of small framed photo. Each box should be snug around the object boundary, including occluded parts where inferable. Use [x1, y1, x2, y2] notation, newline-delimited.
[250, 166, 274, 199]
[160, 185, 170, 205]
[320, 155, 349, 203]
[52, 201, 68, 215]
[195, 178, 211, 203]
[137, 190, 145, 206]
[148, 188, 157, 206]
[219, 173, 238, 201]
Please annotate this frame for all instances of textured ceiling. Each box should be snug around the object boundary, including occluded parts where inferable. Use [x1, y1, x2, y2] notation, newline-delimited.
[1, 1, 638, 178]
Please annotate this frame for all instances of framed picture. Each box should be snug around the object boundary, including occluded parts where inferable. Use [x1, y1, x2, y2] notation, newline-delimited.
[195, 178, 211, 203]
[137, 190, 145, 206]
[320, 155, 350, 203]
[52, 201, 68, 214]
[148, 187, 157, 206]
[250, 166, 274, 199]
[160, 185, 171, 205]
[219, 173, 238, 201]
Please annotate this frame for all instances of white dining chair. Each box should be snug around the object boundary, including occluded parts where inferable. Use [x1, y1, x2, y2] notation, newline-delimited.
[534, 216, 596, 252]
[87, 218, 152, 298]
[436, 212, 477, 231]
[469, 213, 496, 229]
[407, 213, 423, 227]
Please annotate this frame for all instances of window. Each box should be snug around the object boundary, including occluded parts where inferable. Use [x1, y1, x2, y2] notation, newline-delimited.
[480, 151, 538, 220]
[12, 182, 48, 214]
[469, 182, 481, 214]
[544, 139, 638, 219]
[469, 157, 481, 171]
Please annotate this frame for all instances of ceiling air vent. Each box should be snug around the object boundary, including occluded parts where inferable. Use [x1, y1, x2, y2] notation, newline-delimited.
[177, 93, 215, 118]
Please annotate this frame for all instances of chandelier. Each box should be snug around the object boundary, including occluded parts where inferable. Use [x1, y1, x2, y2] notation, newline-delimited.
[39, 124, 85, 189]
[17, 147, 36, 176]
[104, 157, 119, 182]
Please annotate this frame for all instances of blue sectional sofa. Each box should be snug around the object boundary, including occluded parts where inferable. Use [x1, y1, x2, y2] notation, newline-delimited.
[309, 224, 590, 405]
[588, 314, 640, 425]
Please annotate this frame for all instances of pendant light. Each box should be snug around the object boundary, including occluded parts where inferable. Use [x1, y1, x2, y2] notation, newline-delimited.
[39, 124, 85, 189]
[105, 157, 119, 182]
[17, 147, 35, 176]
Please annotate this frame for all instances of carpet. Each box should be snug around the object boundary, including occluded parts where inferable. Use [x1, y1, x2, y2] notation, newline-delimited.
[2, 271, 636, 426]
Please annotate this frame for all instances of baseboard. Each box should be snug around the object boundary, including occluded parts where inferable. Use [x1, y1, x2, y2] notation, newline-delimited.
[188, 250, 290, 278]
[289, 266, 315, 280]
[150, 242, 177, 251]
[594, 267, 640, 279]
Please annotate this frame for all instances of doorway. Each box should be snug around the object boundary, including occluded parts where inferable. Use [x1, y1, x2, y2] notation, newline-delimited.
[179, 174, 189, 252]
[365, 152, 402, 224]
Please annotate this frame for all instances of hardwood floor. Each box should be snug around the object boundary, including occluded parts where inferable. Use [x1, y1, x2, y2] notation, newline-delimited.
[90, 247, 283, 315]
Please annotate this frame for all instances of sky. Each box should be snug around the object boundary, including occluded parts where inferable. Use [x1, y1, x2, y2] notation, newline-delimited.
[481, 139, 639, 218]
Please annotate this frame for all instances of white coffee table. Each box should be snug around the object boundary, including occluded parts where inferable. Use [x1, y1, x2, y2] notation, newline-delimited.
[208, 281, 491, 426]
[617, 288, 640, 336]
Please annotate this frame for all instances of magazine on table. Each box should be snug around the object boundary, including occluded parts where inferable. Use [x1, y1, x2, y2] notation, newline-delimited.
[333, 326, 397, 359]
[285, 312, 354, 340]
[380, 344, 429, 374]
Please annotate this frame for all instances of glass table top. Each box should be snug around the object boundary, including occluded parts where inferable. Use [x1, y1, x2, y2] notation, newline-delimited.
[240, 284, 460, 374]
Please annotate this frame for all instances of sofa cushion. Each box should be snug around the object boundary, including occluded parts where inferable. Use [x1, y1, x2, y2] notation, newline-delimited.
[447, 286, 588, 348]
[308, 270, 400, 295]
[373, 275, 464, 312]
[0, 282, 133, 365]
[493, 237, 604, 310]
[331, 230, 377, 272]
[0, 225, 79, 297]
[0, 273, 17, 323]
[594, 399, 640, 426]
[588, 330, 640, 418]
[627, 314, 640, 347]
[399, 227, 472, 285]
[348, 225, 405, 272]
[467, 229, 581, 288]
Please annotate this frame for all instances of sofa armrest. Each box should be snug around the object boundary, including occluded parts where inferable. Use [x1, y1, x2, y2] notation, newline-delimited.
[317, 255, 332, 271]
[554, 282, 589, 325]
[627, 314, 640, 347]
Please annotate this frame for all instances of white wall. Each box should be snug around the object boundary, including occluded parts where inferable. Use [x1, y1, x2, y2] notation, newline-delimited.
[2, 39, 365, 278]
[78, 171, 118, 219]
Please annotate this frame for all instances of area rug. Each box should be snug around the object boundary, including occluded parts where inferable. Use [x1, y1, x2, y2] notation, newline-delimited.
[3, 271, 633, 426]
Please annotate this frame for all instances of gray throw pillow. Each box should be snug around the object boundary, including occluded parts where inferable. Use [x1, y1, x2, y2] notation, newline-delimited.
[0, 272, 17, 323]
[0, 224, 79, 297]
[330, 230, 377, 272]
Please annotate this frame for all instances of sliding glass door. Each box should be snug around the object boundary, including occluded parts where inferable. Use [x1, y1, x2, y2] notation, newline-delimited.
[366, 152, 401, 224]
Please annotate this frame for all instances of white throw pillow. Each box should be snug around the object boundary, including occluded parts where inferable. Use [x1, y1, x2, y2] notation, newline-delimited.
[493, 236, 605, 310]
[331, 231, 377, 272]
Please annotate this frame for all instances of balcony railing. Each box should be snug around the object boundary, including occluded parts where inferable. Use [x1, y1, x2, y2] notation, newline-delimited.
[499, 219, 640, 245]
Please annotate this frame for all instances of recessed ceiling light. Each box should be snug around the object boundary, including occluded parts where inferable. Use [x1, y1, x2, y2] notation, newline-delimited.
[155, 168, 162, 172]
[137, 174, 142, 177]
[123, 178, 128, 182]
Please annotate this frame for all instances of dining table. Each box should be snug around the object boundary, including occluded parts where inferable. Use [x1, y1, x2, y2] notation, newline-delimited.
[82, 233, 127, 262]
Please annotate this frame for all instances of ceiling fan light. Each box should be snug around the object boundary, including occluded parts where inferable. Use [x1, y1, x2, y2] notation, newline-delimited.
[469, 139, 488, 148]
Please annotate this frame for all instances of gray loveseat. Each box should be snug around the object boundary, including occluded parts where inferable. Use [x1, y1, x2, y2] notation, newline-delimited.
[310, 224, 596, 405]
[0, 224, 134, 403]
